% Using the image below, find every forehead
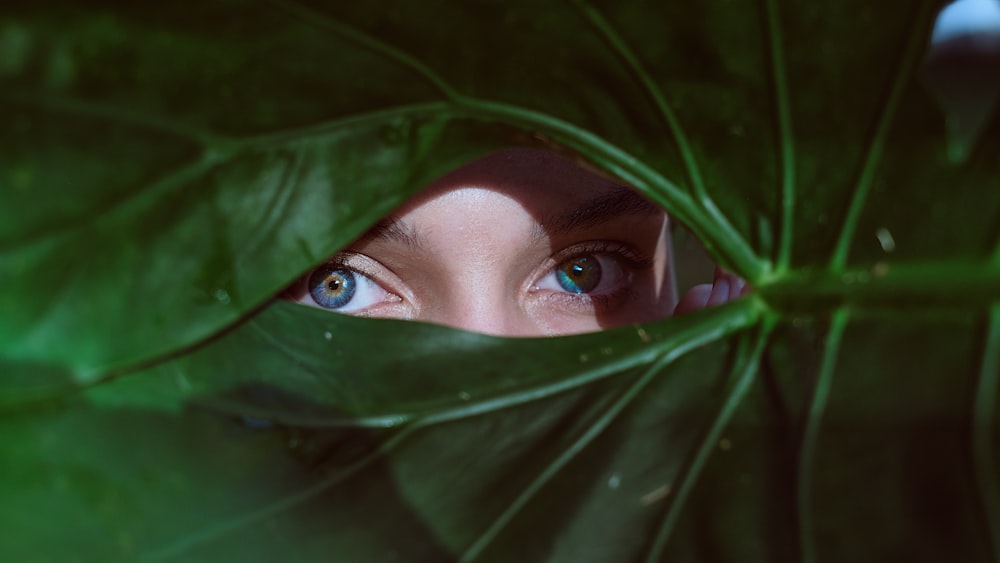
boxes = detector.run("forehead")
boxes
[399,148,629,214]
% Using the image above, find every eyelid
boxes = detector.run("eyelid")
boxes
[327,252,393,284]
[287,251,411,314]
[329,252,411,302]
[547,240,654,272]
[528,240,653,313]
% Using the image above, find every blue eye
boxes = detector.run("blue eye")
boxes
[308,266,357,309]
[301,260,396,314]
[556,255,602,293]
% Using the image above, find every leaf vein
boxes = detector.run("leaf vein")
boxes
[565,0,705,200]
[973,303,1000,561]
[643,317,773,560]
[0,156,216,253]
[458,362,663,562]
[458,99,768,280]
[828,2,940,270]
[0,93,223,145]
[564,0,760,279]
[796,308,849,563]
[764,0,796,270]
[144,425,417,561]
[266,0,461,101]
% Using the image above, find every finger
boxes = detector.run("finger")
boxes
[707,268,731,307]
[715,267,749,301]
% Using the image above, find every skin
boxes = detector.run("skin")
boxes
[285,148,744,336]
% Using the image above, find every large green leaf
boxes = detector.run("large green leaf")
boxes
[2,0,999,561]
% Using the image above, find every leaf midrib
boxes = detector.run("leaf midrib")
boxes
[758,260,1000,309]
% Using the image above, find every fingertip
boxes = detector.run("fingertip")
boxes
[708,275,731,306]
[674,284,712,315]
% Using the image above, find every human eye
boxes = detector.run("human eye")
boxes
[532,242,653,309]
[287,253,403,315]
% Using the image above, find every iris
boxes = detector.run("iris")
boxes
[555,255,602,293]
[308,266,357,309]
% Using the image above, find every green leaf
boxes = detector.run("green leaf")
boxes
[2,0,999,561]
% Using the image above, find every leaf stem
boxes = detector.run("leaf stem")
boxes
[757,260,1000,310]
[796,308,848,563]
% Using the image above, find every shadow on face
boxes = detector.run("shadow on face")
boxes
[284,147,725,336]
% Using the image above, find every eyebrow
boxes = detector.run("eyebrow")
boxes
[355,218,425,250]
[540,186,664,237]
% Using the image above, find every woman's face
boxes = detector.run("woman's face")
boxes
[285,148,677,336]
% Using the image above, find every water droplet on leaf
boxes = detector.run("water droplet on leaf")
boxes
[608,473,621,489]
[875,227,896,253]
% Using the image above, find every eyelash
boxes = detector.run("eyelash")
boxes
[552,241,652,271]
[289,241,653,316]
[288,252,404,316]
[531,240,654,312]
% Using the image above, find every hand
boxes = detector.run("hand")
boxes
[673,267,749,315]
